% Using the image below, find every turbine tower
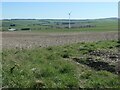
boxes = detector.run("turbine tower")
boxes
[69,12,71,29]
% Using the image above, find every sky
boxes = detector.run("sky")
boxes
[2,2,118,19]
[1,0,120,2]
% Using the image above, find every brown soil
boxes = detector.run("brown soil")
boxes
[2,31,118,49]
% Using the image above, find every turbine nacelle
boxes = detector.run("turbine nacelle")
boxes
[69,12,72,15]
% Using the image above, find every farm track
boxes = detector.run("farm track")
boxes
[2,31,118,49]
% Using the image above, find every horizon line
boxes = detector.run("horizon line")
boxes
[1,17,118,20]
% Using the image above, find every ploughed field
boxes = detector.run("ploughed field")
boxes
[2,31,118,49]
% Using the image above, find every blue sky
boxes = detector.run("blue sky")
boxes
[1,0,119,2]
[2,2,118,19]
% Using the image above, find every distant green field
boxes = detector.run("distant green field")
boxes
[1,18,118,32]
[2,40,120,88]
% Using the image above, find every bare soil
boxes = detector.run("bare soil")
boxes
[2,31,118,49]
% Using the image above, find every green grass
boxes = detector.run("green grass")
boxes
[1,18,118,32]
[0,63,1,88]
[2,40,120,88]
[2,48,78,88]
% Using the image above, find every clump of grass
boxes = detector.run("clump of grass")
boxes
[60,49,71,58]
[79,70,120,88]
[80,70,93,79]
[78,43,96,55]
[117,40,120,43]
[61,53,70,58]
[46,47,53,51]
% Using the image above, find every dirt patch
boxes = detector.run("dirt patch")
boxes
[72,57,116,73]
[2,31,118,49]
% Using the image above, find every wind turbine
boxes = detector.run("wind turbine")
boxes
[68,11,72,29]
